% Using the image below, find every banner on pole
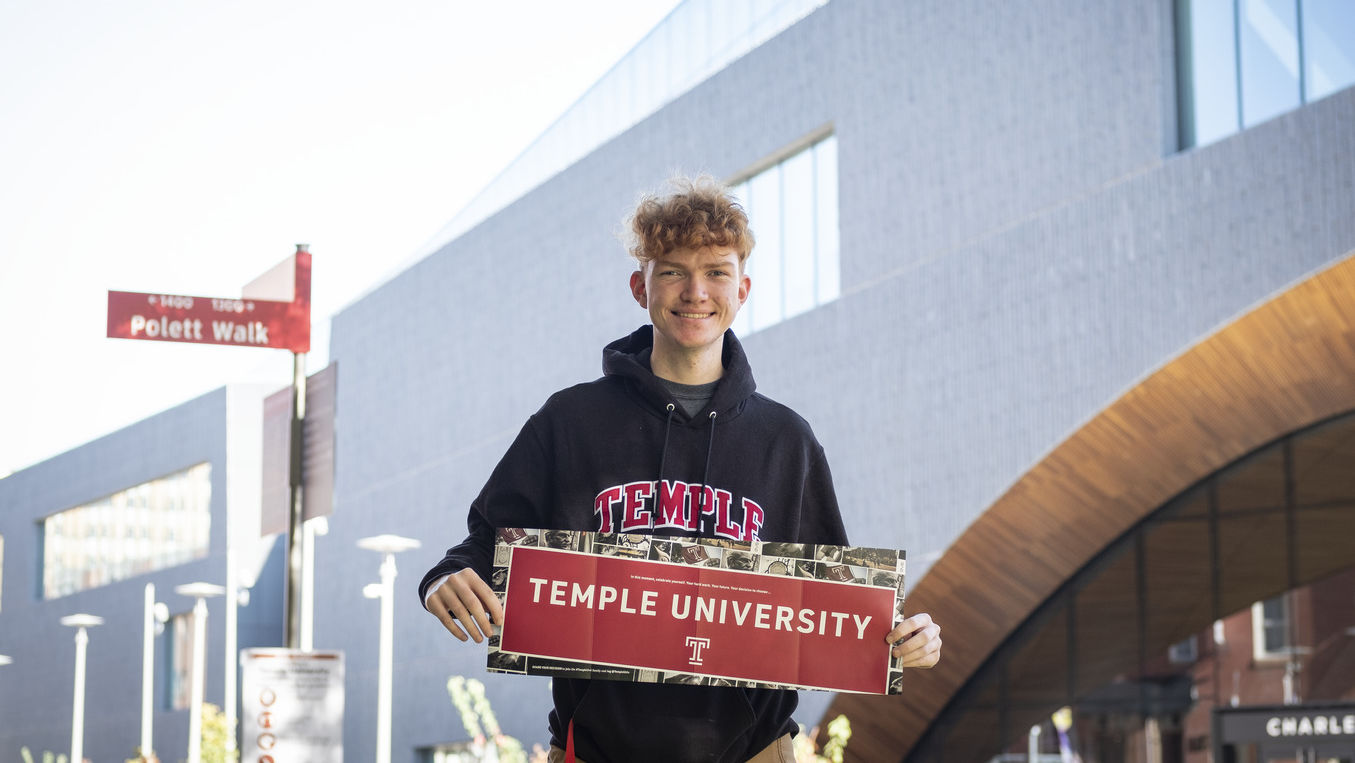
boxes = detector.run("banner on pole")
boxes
[260,362,338,536]
[241,648,344,763]
[486,529,908,695]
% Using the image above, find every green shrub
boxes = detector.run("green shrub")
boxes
[446,676,528,763]
[200,703,239,763]
[793,714,853,763]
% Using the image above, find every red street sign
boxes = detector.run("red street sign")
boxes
[493,532,904,695]
[107,251,311,352]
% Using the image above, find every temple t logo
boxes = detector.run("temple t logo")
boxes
[685,636,711,666]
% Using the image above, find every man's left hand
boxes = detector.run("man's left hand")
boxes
[887,612,941,668]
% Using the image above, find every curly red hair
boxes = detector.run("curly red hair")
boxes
[626,175,755,268]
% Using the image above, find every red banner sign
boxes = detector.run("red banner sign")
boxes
[490,530,907,695]
[107,251,310,352]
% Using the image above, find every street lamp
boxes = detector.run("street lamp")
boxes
[176,582,225,763]
[357,534,421,763]
[61,614,104,763]
[224,579,250,760]
[141,584,169,760]
[302,515,329,652]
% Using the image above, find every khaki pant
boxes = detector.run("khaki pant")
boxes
[548,732,794,763]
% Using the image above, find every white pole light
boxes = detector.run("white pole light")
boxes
[143,583,155,756]
[61,614,104,763]
[176,583,225,763]
[301,515,329,652]
[224,548,238,759]
[357,534,421,763]
[141,583,169,759]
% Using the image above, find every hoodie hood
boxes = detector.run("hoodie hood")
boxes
[602,325,757,423]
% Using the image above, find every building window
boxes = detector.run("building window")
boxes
[41,463,212,599]
[1177,0,1355,149]
[166,610,197,710]
[731,133,839,337]
[1251,595,1290,659]
[1168,635,1199,663]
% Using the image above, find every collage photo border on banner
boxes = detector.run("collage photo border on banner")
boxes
[485,528,909,695]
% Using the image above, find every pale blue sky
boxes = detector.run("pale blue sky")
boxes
[0,1,680,476]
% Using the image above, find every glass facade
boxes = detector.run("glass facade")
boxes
[420,0,832,257]
[731,134,840,337]
[1303,0,1355,99]
[1178,0,1355,148]
[909,410,1355,762]
[41,462,212,599]
[1240,0,1302,126]
[166,609,196,710]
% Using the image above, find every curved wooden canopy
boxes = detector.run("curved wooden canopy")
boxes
[827,252,1355,761]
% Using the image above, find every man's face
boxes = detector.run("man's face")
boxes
[629,246,750,357]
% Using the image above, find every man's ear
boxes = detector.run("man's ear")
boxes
[738,271,751,306]
[629,269,648,308]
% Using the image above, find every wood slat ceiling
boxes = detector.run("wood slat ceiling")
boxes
[825,253,1355,762]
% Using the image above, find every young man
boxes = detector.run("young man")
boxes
[419,177,942,762]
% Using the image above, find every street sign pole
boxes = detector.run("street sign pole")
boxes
[285,347,307,650]
[107,243,314,748]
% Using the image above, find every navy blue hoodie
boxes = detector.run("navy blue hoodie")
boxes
[419,326,847,762]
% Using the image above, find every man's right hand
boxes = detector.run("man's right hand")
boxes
[424,568,504,643]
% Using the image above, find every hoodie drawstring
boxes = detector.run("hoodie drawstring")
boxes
[697,411,717,520]
[651,406,719,532]
[650,404,676,531]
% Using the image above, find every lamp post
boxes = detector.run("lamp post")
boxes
[141,584,169,760]
[224,548,238,760]
[301,515,329,651]
[176,583,225,763]
[357,534,421,763]
[61,614,104,763]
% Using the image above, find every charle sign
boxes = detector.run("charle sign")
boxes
[486,529,909,695]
